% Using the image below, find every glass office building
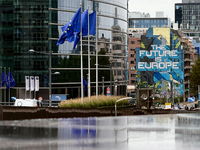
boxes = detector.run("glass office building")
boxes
[129,18,170,28]
[0,0,128,103]
[175,3,200,31]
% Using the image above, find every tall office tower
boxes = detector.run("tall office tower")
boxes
[175,1,200,31]
[0,0,128,103]
[128,12,171,29]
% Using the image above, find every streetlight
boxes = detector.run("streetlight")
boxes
[102,77,104,95]
[52,72,60,75]
[29,49,52,107]
[99,63,113,95]
[150,93,155,107]
[114,80,118,96]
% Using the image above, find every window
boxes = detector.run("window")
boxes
[131,74,136,77]
[137,40,141,44]
[131,61,135,64]
[113,45,121,50]
[131,80,136,84]
[131,54,135,57]
[113,37,122,41]
[131,67,135,70]
[131,47,135,51]
[130,41,135,44]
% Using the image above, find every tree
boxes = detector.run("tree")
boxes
[190,57,200,96]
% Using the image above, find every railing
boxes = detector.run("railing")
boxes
[115,97,133,116]
[185,66,192,69]
[0,102,15,106]
[184,58,192,62]
[184,73,189,77]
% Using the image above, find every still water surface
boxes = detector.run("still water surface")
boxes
[0,113,200,150]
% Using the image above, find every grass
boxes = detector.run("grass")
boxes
[59,95,130,108]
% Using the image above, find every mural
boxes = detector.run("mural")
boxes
[136,28,184,96]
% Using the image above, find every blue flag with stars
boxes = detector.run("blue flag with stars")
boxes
[73,10,97,49]
[57,7,81,46]
[73,32,80,49]
[82,9,88,36]
[1,72,6,87]
[6,71,15,89]
[73,9,89,49]
[83,77,88,91]
[89,11,96,35]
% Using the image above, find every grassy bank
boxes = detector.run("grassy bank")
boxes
[59,95,129,108]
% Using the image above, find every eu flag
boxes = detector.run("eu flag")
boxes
[82,9,88,36]
[73,10,96,49]
[73,32,80,49]
[6,72,15,89]
[89,11,96,35]
[56,27,69,46]
[73,9,88,49]
[57,7,81,46]
[1,72,6,87]
[6,72,10,89]
[10,72,15,87]
[82,10,96,36]
[83,77,88,91]
[66,7,81,42]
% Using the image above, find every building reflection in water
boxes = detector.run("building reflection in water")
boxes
[0,114,200,149]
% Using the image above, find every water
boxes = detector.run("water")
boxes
[0,114,200,150]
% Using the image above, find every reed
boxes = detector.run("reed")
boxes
[59,95,129,108]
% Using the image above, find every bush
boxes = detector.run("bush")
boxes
[59,95,129,108]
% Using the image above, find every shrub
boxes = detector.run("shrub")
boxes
[59,95,129,108]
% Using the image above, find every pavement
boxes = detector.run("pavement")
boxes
[159,101,198,110]
[179,101,198,107]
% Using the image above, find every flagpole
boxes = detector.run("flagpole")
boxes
[0,66,2,104]
[96,10,98,99]
[80,3,84,103]
[8,67,10,105]
[30,76,31,99]
[88,5,91,101]
[25,76,26,99]
[4,67,6,104]
[34,76,36,99]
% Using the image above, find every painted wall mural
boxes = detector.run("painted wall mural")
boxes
[136,28,184,96]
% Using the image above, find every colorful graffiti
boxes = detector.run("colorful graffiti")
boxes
[136,28,184,95]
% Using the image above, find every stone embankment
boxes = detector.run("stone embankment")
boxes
[0,106,198,121]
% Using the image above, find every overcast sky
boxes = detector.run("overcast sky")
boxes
[128,0,182,22]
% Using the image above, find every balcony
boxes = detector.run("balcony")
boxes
[184,51,191,54]
[184,81,189,84]
[184,66,192,69]
[184,58,191,62]
[191,62,195,66]
[181,38,186,43]
[184,73,189,77]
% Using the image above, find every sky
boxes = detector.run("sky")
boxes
[128,0,182,22]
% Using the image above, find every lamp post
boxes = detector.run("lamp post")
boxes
[99,63,113,95]
[114,80,118,96]
[29,49,52,107]
[102,77,104,95]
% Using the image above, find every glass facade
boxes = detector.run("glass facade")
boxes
[129,18,169,28]
[0,0,128,101]
[175,3,200,30]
